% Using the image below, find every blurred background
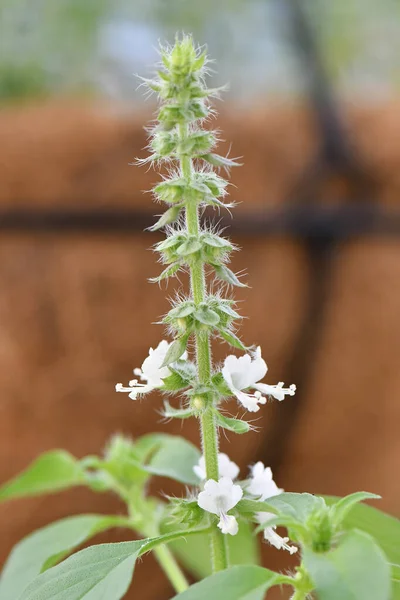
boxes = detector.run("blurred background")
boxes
[1,0,400,598]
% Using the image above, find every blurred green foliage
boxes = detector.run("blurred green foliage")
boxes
[0,0,399,102]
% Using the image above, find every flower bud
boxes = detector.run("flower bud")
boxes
[191,395,206,411]
[178,131,215,156]
[308,508,334,553]
[151,130,177,157]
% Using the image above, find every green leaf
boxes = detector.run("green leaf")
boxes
[392,563,400,599]
[303,529,391,600]
[18,529,206,600]
[331,491,381,527]
[176,237,202,257]
[170,360,197,382]
[212,264,247,287]
[0,515,127,599]
[324,495,400,565]
[134,433,201,485]
[324,495,400,596]
[218,329,248,351]
[194,305,220,326]
[154,179,186,204]
[162,371,189,392]
[200,153,241,169]
[149,262,181,283]
[148,205,182,231]
[0,451,83,502]
[170,521,260,580]
[211,373,233,397]
[172,565,280,600]
[163,400,194,419]
[217,303,241,320]
[239,493,325,524]
[156,234,184,251]
[161,336,189,367]
[215,412,250,434]
[202,233,232,249]
[168,302,196,319]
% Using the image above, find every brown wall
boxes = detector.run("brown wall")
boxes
[0,99,399,597]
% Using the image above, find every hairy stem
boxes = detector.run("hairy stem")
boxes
[152,544,189,593]
[129,503,189,594]
[179,124,228,572]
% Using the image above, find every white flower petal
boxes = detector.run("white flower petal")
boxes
[263,527,298,554]
[197,477,242,516]
[218,453,240,480]
[247,463,283,500]
[218,514,239,535]
[193,453,240,481]
[222,347,294,413]
[254,382,296,401]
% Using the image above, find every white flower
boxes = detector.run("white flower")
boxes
[115,340,186,400]
[222,346,296,412]
[256,512,298,555]
[194,453,240,481]
[247,462,282,501]
[197,477,243,535]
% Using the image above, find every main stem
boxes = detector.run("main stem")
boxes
[179,125,228,572]
[130,504,189,594]
[152,544,189,593]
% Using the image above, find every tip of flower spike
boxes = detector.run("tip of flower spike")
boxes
[159,34,208,80]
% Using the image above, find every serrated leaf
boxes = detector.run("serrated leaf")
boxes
[163,400,194,419]
[148,205,182,231]
[18,529,207,600]
[218,329,248,351]
[172,565,281,600]
[0,451,83,502]
[150,262,181,283]
[194,305,220,326]
[302,529,391,600]
[161,336,189,367]
[215,412,250,434]
[134,433,201,485]
[0,515,127,599]
[331,492,381,527]
[212,264,247,287]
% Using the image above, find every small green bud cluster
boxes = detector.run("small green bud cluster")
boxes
[165,296,240,335]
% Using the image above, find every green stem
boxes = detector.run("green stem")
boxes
[179,124,228,572]
[152,544,190,593]
[128,503,189,594]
